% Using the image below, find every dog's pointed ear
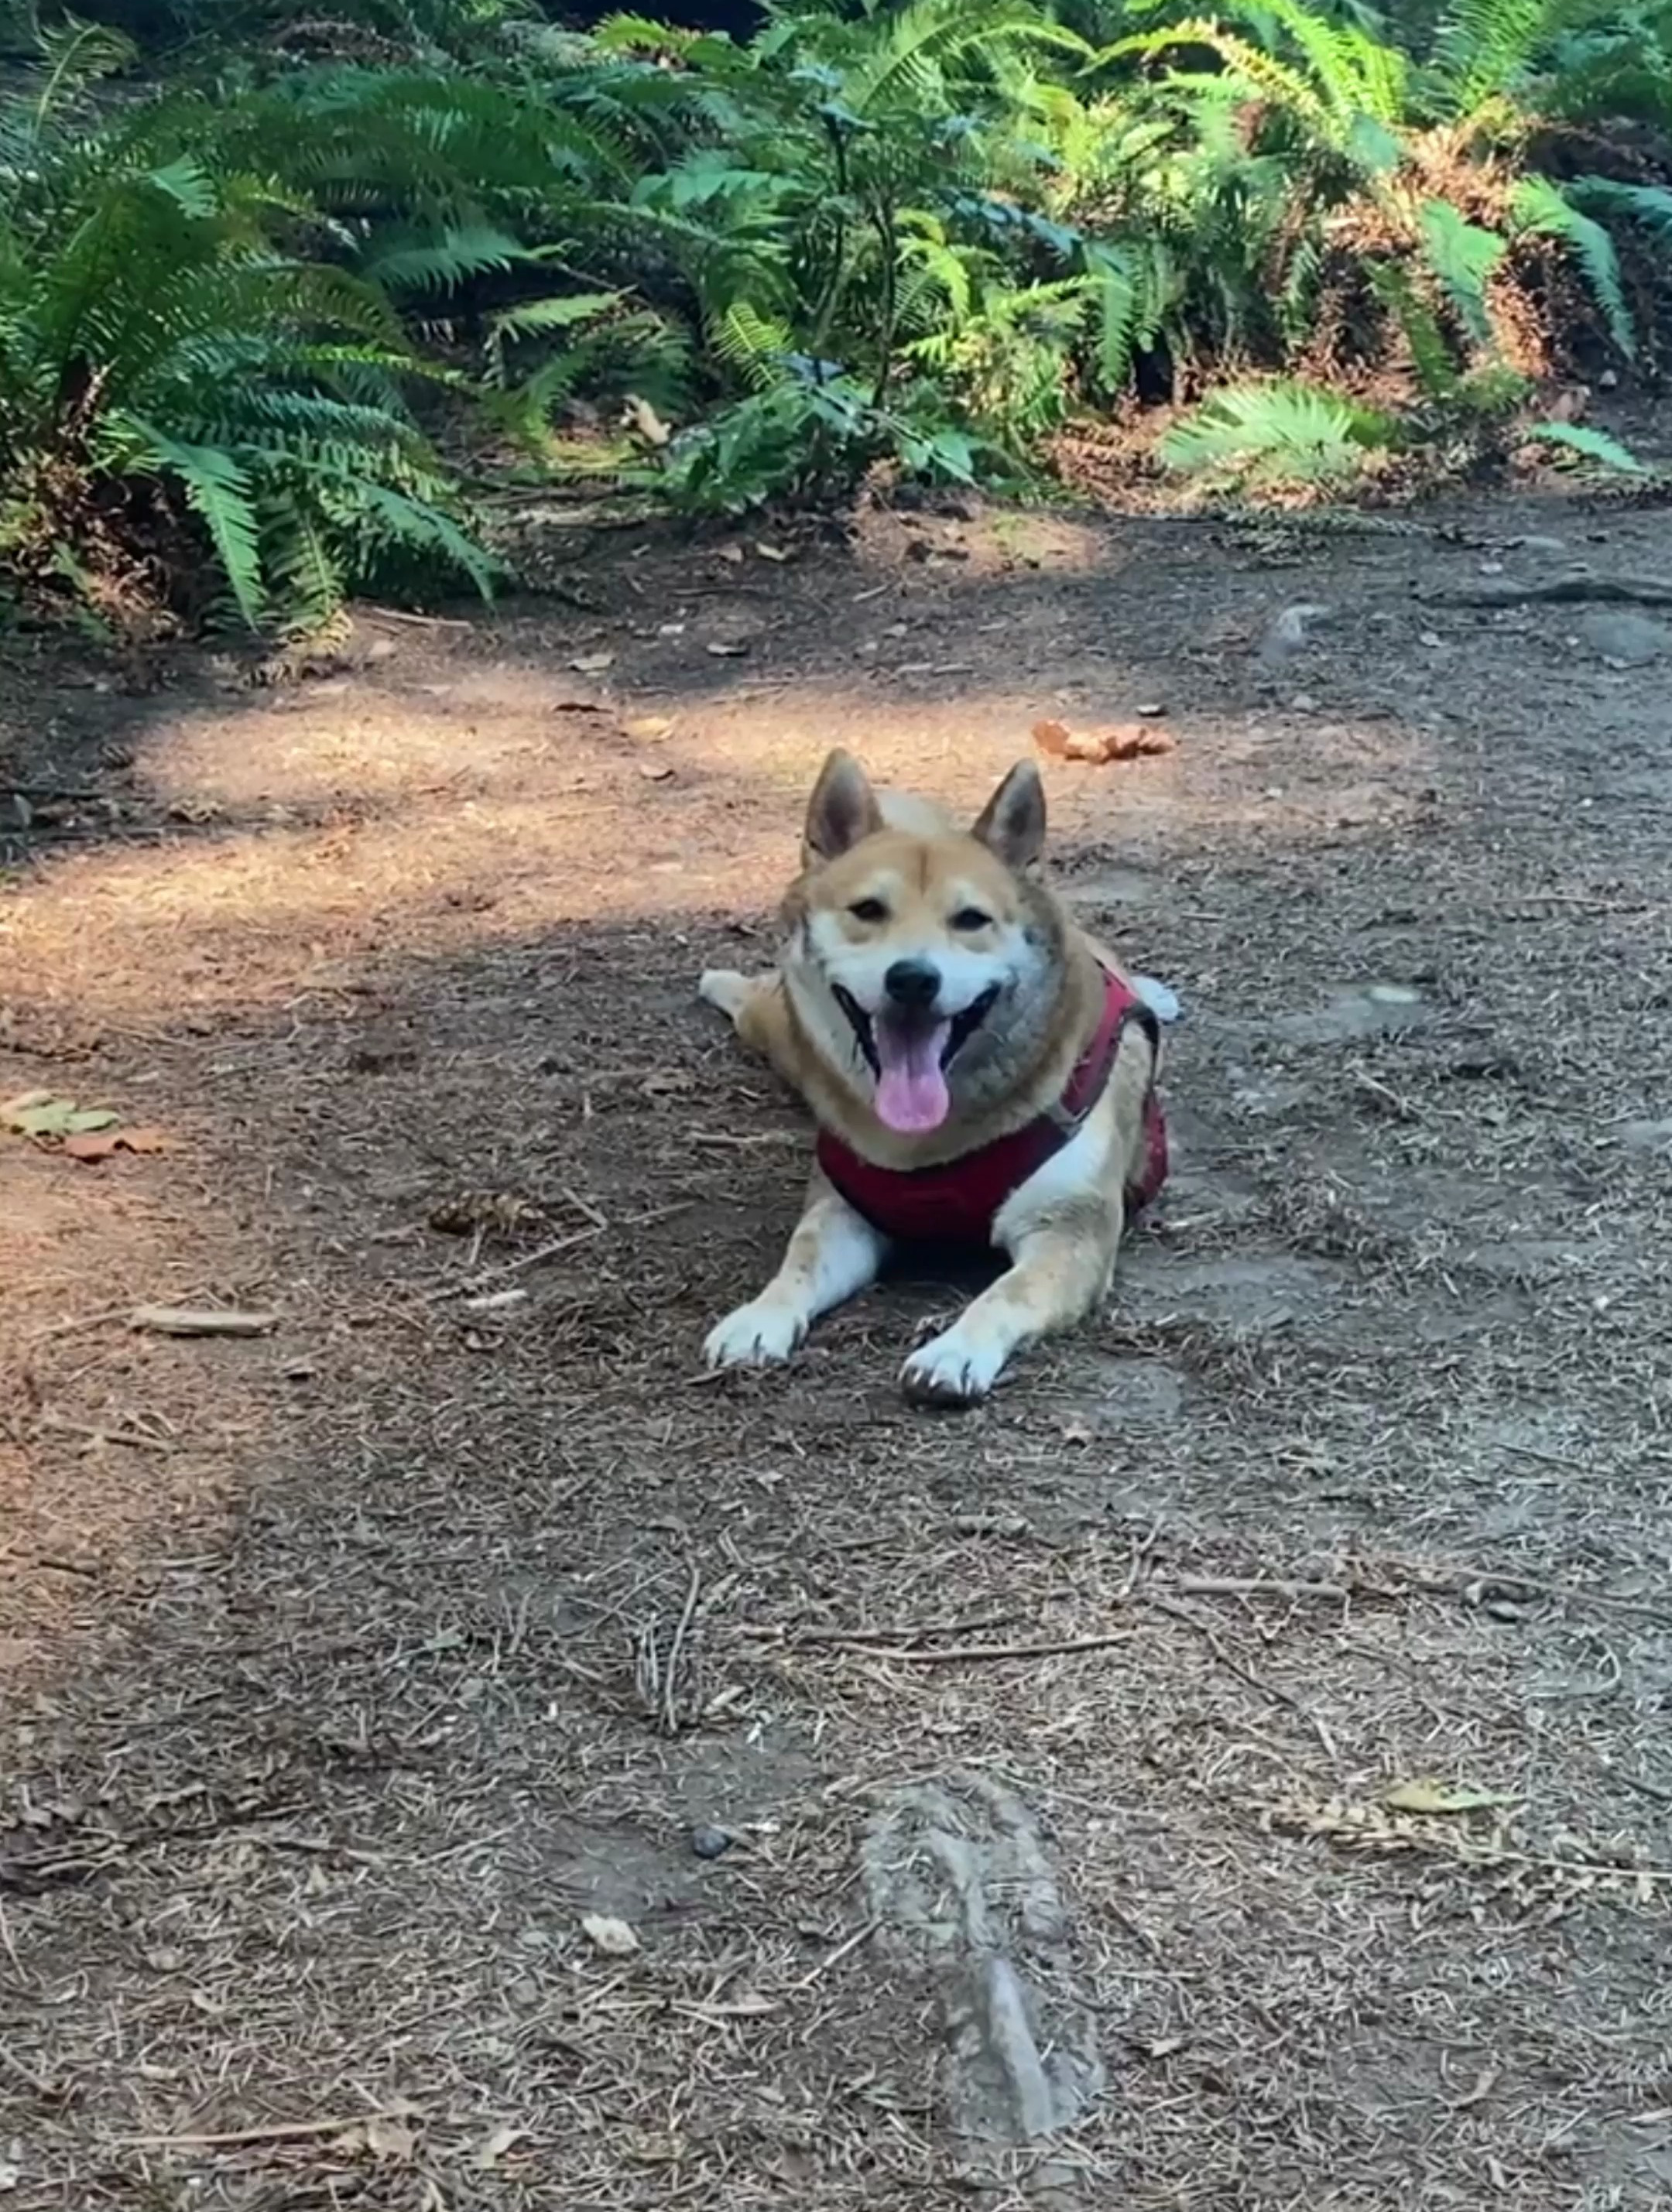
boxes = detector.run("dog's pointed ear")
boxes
[971,761,1047,872]
[803,748,882,865]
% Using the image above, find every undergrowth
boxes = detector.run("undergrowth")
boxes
[2,0,1669,632]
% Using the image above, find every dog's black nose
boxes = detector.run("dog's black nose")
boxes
[884,959,940,1010]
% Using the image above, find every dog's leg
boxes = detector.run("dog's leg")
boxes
[900,1200,1117,1407]
[705,1171,889,1371]
[698,967,758,1023]
[899,1030,1152,1407]
[699,966,802,1075]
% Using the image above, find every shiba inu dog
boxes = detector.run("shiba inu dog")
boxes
[697,748,1169,1406]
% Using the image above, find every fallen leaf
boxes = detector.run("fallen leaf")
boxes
[3,1095,120,1139]
[363,2116,416,2162]
[1031,718,1176,765]
[473,2123,529,2171]
[623,2131,685,2165]
[569,651,615,674]
[717,544,745,566]
[580,1912,640,1957]
[63,1127,172,1163]
[1382,1779,1517,1816]
[624,714,673,740]
[130,1305,278,1337]
[754,541,789,563]
[624,393,672,447]
[707,639,750,658]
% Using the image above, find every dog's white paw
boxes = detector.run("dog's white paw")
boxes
[699,967,750,1019]
[900,1327,1006,1409]
[704,1297,806,1371]
[1131,973,1183,1025]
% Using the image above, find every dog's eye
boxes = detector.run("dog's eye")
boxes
[951,906,993,932]
[848,898,889,925]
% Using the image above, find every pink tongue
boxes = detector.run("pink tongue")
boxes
[874,1014,952,1133]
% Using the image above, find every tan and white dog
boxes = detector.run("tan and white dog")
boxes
[698,748,1169,1406]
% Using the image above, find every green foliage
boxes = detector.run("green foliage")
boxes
[1160,380,1398,488]
[0,33,516,627]
[2,0,1670,614]
[1523,418,1646,469]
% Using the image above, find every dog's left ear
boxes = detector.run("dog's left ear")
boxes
[971,761,1046,872]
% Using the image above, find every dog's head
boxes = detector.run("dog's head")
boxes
[781,748,1064,1136]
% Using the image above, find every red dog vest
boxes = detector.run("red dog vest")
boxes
[816,970,1167,1246]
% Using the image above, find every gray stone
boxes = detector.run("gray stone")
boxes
[1578,610,1672,667]
[1271,984,1429,1046]
[1619,1118,1672,1152]
[862,1772,1104,2145]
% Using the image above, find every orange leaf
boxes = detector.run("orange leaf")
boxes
[1032,717,1177,765]
[63,1127,173,1163]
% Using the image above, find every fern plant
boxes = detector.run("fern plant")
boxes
[0,36,517,628]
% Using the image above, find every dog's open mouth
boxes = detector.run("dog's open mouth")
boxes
[832,983,999,1135]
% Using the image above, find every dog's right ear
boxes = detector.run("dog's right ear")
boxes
[803,748,882,865]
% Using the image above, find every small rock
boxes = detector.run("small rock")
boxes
[1290,693,1319,713]
[690,1824,733,1861]
[1578,610,1672,668]
[1135,700,1167,718]
[580,1913,639,1957]
[363,636,398,665]
[1619,1117,1672,1152]
[1256,601,1331,669]
[1418,630,1443,648]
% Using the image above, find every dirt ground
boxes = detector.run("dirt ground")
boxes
[4,484,1672,2212]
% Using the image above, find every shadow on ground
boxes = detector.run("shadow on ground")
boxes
[3,497,1672,2210]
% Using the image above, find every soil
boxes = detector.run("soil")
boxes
[4,482,1672,2211]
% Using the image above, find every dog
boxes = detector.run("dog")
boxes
[697,748,1167,1406]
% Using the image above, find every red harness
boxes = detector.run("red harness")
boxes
[816,970,1168,1247]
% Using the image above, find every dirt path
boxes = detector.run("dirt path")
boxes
[3,491,1672,2211]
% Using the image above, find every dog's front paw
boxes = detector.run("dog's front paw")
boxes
[704,1297,807,1371]
[699,967,751,1019]
[900,1327,1006,1409]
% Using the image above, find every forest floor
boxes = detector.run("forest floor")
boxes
[4,478,1672,2211]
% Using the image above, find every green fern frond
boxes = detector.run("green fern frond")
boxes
[1370,260,1458,394]
[1417,197,1506,347]
[363,224,537,296]
[1524,419,1646,472]
[1566,175,1672,241]
[1160,380,1396,488]
[1507,174,1632,354]
[1427,0,1544,114]
[711,299,796,390]
[128,418,266,626]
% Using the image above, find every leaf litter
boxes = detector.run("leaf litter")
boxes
[9,502,1672,2212]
